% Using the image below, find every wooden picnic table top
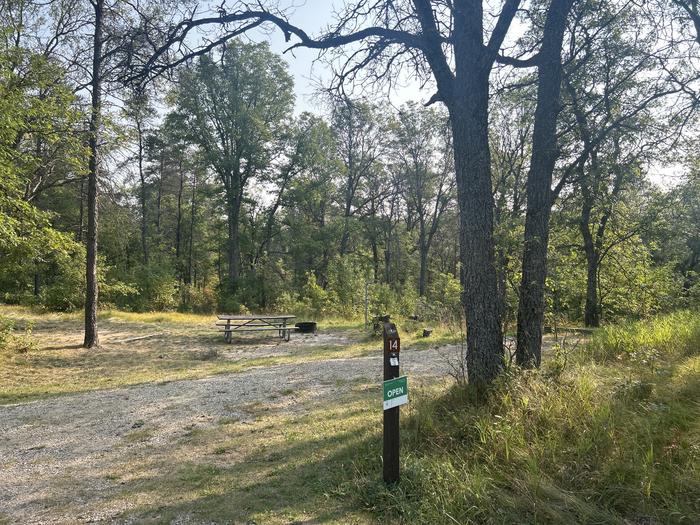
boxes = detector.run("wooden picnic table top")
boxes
[216,314,296,321]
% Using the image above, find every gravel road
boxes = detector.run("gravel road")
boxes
[0,338,458,524]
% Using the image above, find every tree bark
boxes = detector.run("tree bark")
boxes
[156,151,163,234]
[187,170,197,285]
[137,118,148,265]
[418,233,428,297]
[83,0,103,349]
[77,175,84,242]
[339,215,351,256]
[175,159,184,264]
[226,190,241,290]
[579,188,600,326]
[583,250,600,327]
[449,81,504,389]
[516,0,574,367]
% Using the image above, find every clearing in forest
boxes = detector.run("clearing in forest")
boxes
[0,307,460,523]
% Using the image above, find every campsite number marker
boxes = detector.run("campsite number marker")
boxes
[382,321,404,484]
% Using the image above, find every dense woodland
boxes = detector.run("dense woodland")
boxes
[2,0,700,384]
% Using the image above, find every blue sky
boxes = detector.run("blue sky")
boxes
[245,1,426,113]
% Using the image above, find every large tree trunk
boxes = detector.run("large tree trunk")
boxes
[516,0,573,367]
[83,0,103,349]
[449,80,503,389]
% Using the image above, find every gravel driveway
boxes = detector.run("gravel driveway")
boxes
[0,338,458,524]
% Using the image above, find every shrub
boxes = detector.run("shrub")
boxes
[128,263,179,311]
[0,316,37,355]
[41,247,86,311]
[424,271,462,322]
[179,284,217,314]
[0,316,14,350]
[217,293,250,315]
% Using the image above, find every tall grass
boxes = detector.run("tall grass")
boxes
[584,310,700,362]
[346,311,700,524]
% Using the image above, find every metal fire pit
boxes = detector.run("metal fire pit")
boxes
[295,321,317,334]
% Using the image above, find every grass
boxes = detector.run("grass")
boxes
[102,384,382,524]
[99,306,700,523]
[341,310,700,524]
[0,304,461,404]
[6,303,696,523]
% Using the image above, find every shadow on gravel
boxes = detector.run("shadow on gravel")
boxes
[112,394,382,524]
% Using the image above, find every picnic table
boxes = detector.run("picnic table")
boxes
[216,314,296,343]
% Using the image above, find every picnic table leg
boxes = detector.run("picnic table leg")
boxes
[225,320,232,344]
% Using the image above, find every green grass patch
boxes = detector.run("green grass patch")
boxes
[584,310,700,363]
[123,427,156,443]
[342,310,700,524]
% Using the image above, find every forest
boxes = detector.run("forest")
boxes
[3,1,700,358]
[2,0,700,523]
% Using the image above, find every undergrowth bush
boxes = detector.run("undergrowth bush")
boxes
[179,284,217,314]
[346,310,700,524]
[0,315,37,355]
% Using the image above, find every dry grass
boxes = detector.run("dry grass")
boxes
[94,384,382,524]
[0,305,461,404]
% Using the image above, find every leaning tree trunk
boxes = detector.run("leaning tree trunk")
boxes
[516,0,573,368]
[449,80,504,390]
[83,0,103,349]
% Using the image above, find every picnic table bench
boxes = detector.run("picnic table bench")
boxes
[216,314,296,343]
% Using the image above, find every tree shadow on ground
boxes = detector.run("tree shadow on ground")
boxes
[110,392,384,524]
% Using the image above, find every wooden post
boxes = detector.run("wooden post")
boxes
[383,321,400,484]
